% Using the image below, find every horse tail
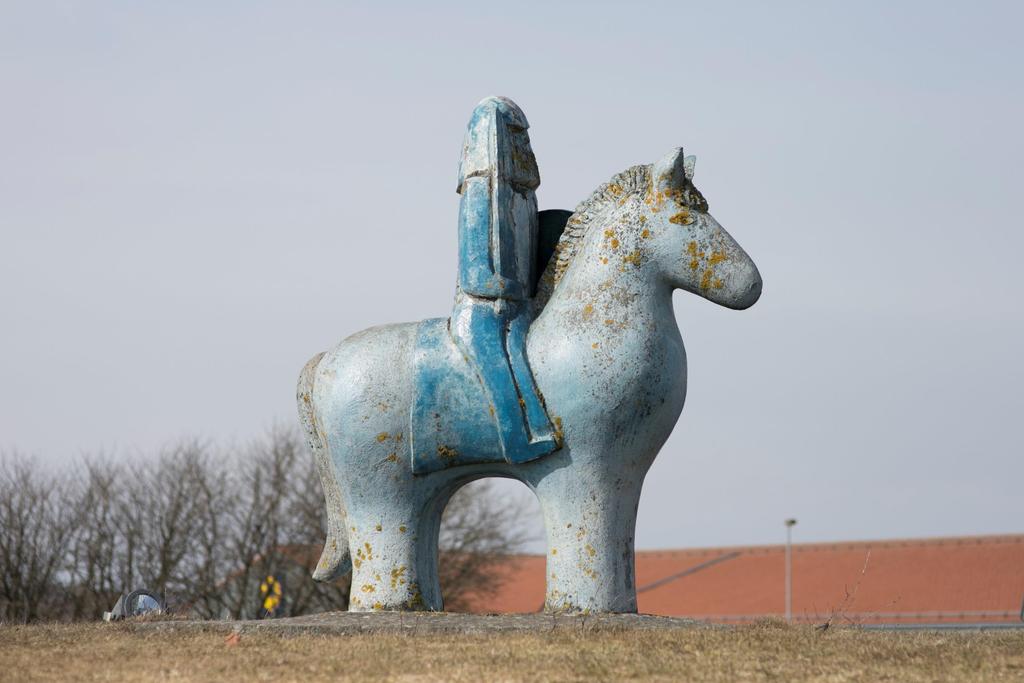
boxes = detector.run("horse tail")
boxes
[297,351,352,582]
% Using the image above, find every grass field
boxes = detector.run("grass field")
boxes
[1,621,1022,682]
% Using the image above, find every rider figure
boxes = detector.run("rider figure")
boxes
[451,96,558,463]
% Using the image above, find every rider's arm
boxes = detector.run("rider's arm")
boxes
[458,176,525,300]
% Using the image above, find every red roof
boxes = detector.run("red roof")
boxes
[464,534,1024,624]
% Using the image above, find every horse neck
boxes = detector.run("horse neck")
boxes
[536,225,676,339]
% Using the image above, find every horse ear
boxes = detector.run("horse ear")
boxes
[652,147,688,194]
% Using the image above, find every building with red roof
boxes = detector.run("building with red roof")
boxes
[463,534,1024,625]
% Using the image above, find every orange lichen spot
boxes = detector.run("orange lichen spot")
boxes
[669,209,693,225]
[395,433,403,442]
[372,601,383,610]
[375,523,382,532]
[582,303,594,320]
[700,268,714,291]
[622,250,642,266]
[591,342,599,349]
[607,183,623,196]
[399,525,407,533]
[489,405,495,417]
[665,186,689,208]
[603,229,615,238]
[600,256,609,264]
[640,228,650,239]
[376,432,389,442]
[553,416,564,447]
[585,544,596,557]
[437,444,458,461]
[390,566,407,589]
[551,548,558,555]
[713,278,724,289]
[645,180,667,211]
[610,238,620,250]
[690,258,699,271]
[604,319,615,325]
[361,584,376,593]
[638,214,647,225]
[386,452,397,463]
[687,241,698,256]
[709,250,728,265]
[406,589,425,609]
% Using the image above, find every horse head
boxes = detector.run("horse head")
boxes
[536,147,761,314]
[645,148,762,309]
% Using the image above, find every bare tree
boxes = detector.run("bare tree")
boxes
[66,458,124,620]
[0,455,78,623]
[0,431,531,622]
[130,442,224,611]
[176,448,233,619]
[214,429,296,619]
[64,443,228,619]
[439,479,535,611]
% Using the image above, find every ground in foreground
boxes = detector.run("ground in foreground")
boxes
[1,619,1022,682]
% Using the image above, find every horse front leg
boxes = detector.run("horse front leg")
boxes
[537,467,642,614]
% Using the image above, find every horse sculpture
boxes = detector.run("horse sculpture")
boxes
[297,146,762,613]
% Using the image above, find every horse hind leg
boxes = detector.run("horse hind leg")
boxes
[297,352,352,581]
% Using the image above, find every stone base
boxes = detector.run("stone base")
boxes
[132,612,706,636]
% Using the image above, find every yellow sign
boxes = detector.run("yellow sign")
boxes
[260,575,282,614]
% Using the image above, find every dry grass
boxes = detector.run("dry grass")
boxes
[1,621,1022,682]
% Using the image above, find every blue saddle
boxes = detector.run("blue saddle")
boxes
[409,210,571,475]
[410,317,504,474]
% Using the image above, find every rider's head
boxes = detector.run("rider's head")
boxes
[458,96,540,194]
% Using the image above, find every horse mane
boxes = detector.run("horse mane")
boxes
[533,164,651,308]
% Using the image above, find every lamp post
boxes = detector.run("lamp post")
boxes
[784,518,797,623]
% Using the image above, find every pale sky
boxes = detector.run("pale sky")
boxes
[1,1,1021,551]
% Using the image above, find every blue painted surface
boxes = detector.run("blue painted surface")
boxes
[410,301,556,473]
[410,317,503,474]
[456,178,524,300]
[435,96,556,470]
